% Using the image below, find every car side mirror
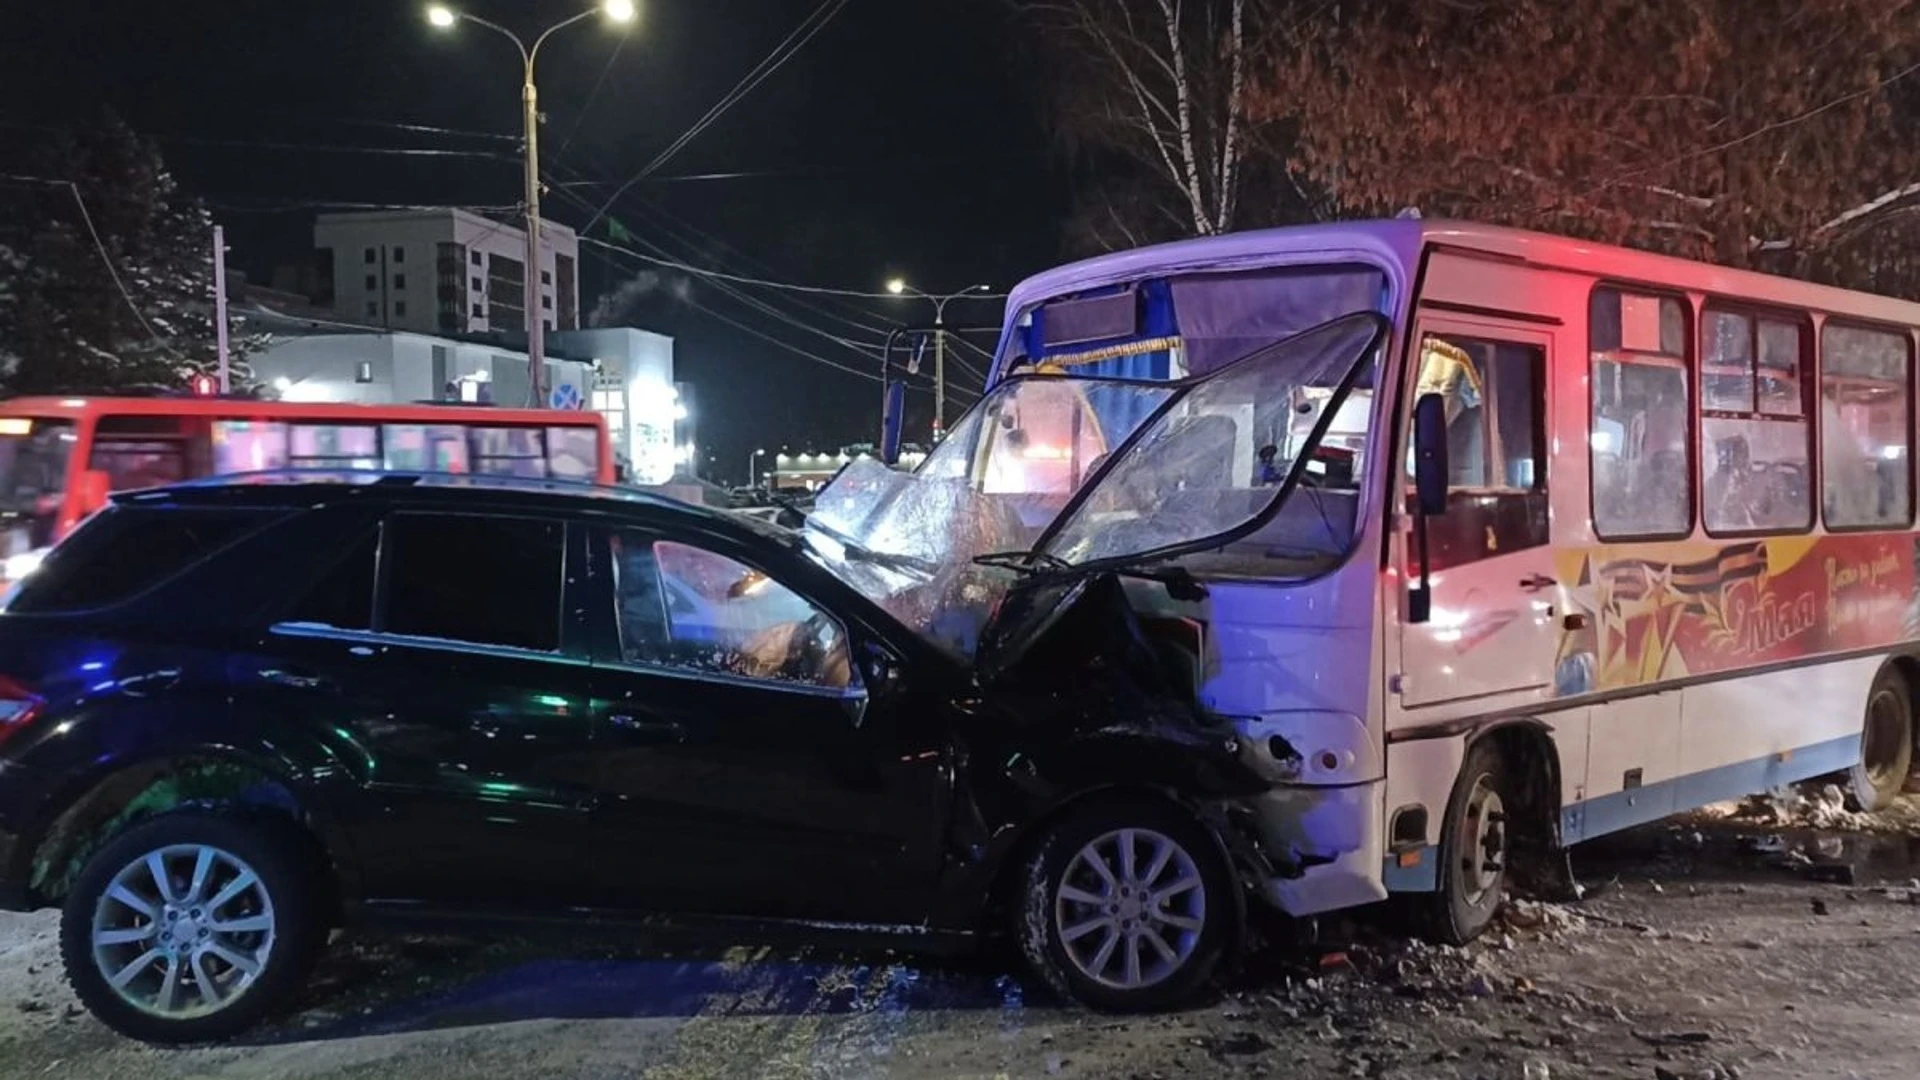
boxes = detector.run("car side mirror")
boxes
[1412,392,1450,517]
[860,644,902,697]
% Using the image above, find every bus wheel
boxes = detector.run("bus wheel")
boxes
[1427,740,1511,945]
[1847,666,1913,813]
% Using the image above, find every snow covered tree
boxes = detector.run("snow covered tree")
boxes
[1258,0,1920,295]
[0,116,262,395]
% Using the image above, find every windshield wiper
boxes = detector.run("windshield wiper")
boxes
[972,549,1072,574]
[804,515,942,576]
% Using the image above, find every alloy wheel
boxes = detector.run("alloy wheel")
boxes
[1053,827,1207,990]
[88,843,277,1019]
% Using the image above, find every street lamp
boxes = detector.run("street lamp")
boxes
[885,280,992,437]
[427,2,635,408]
[748,447,768,489]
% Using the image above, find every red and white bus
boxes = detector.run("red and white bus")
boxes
[0,396,613,583]
[846,219,1920,941]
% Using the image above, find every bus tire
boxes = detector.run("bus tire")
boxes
[1847,665,1913,813]
[1426,740,1511,945]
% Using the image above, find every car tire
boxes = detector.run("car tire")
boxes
[58,811,325,1043]
[1848,665,1914,812]
[1015,799,1234,1012]
[1425,739,1511,946]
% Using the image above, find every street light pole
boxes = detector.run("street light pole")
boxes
[427,2,635,408]
[886,280,991,438]
[521,64,544,407]
[748,447,767,489]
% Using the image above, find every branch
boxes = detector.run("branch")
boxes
[1746,181,1920,252]
[1817,181,1920,237]
[1639,185,1718,211]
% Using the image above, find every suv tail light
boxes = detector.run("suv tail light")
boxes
[0,675,42,743]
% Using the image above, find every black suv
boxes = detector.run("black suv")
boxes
[0,476,1274,1042]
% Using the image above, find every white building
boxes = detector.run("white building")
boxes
[245,315,680,476]
[313,209,580,338]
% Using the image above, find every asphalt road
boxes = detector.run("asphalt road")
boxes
[3,799,1918,1079]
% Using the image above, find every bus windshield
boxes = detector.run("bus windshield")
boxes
[803,312,1386,657]
[0,419,75,544]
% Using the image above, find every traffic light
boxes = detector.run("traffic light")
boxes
[188,373,217,397]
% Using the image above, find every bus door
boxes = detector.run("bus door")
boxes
[1397,317,1559,709]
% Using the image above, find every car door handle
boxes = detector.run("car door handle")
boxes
[607,714,685,742]
[1518,573,1557,592]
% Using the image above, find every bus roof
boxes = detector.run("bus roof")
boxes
[0,396,604,426]
[1002,218,1920,346]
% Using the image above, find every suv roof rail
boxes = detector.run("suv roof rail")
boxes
[144,469,681,507]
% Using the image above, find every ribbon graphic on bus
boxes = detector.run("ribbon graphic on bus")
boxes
[1554,534,1920,695]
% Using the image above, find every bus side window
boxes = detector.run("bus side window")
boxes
[1699,307,1813,536]
[1414,332,1548,570]
[1821,323,1913,530]
[90,415,189,491]
[1591,288,1692,539]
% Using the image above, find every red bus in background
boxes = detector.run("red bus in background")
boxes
[0,396,613,582]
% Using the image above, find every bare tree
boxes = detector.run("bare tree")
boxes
[1257,0,1920,294]
[1019,0,1292,248]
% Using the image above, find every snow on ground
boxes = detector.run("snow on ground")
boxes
[3,800,1920,1079]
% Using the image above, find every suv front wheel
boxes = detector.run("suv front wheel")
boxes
[1016,799,1234,1011]
[59,811,325,1043]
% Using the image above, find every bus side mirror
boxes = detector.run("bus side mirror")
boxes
[1412,393,1449,517]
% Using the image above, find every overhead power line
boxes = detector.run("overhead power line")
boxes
[581,235,929,300]
[582,0,852,235]
[0,173,183,360]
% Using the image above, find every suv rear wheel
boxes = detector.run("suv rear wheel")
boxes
[59,811,324,1043]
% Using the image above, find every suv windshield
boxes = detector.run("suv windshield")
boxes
[0,419,76,545]
[802,313,1385,658]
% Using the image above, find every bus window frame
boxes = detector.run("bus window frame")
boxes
[1817,316,1917,535]
[1587,281,1697,544]
[1697,298,1816,540]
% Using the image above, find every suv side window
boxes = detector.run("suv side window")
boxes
[608,531,852,688]
[5,507,276,614]
[383,514,564,652]
[285,527,378,631]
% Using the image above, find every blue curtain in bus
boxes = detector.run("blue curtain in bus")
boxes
[1169,266,1388,376]
[1022,281,1179,443]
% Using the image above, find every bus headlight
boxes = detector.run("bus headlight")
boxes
[4,549,47,582]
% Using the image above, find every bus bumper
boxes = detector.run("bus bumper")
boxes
[1242,780,1388,917]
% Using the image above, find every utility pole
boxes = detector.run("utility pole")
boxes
[212,224,230,394]
[933,310,947,438]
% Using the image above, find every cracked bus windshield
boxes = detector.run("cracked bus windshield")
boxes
[804,314,1383,658]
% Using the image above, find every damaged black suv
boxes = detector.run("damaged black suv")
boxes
[0,314,1388,1043]
[0,475,1276,1042]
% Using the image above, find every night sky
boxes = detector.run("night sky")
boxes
[0,1,1070,482]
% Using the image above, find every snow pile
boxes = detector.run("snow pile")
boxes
[1722,784,1879,832]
